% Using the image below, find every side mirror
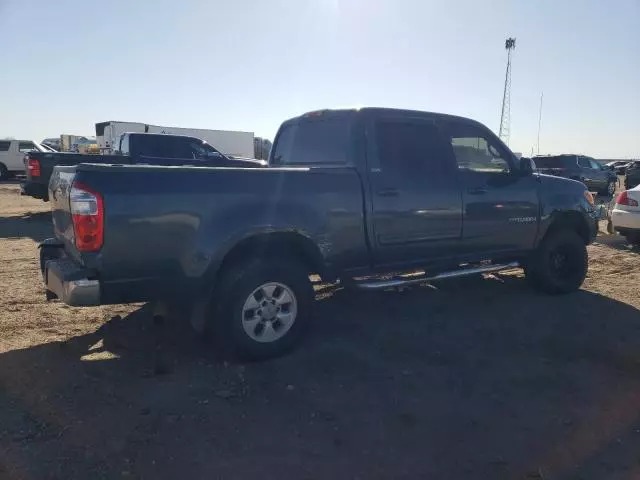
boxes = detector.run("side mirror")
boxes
[519,157,535,176]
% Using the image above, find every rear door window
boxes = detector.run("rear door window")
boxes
[0,141,10,152]
[577,157,591,168]
[374,120,454,179]
[136,135,177,158]
[171,137,195,159]
[271,116,350,165]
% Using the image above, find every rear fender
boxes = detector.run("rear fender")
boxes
[204,229,329,287]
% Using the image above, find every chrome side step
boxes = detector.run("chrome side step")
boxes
[353,262,520,290]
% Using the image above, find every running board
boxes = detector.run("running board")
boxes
[353,262,520,290]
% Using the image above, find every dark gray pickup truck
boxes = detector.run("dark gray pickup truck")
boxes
[21,132,264,200]
[41,108,599,359]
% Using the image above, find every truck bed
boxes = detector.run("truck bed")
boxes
[48,163,368,304]
[22,152,130,200]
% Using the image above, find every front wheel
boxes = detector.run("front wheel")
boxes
[0,164,8,181]
[208,257,314,360]
[525,229,588,294]
[605,180,616,196]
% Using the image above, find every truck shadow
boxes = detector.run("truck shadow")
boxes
[594,234,640,253]
[1,276,640,478]
[0,211,52,242]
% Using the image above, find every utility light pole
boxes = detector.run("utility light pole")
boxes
[498,37,516,146]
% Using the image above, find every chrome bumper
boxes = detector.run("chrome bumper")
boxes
[43,257,100,306]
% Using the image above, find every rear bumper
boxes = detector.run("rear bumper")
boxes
[45,261,100,306]
[611,208,640,232]
[40,242,100,306]
[20,181,49,201]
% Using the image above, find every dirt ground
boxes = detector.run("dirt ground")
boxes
[0,182,639,479]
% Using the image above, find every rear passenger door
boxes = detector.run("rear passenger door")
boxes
[367,117,463,267]
[588,158,608,190]
[4,141,36,171]
[0,141,11,172]
[577,156,596,189]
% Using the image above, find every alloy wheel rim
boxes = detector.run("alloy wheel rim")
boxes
[241,282,298,343]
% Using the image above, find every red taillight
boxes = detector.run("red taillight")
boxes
[27,158,41,177]
[70,182,104,252]
[616,191,639,207]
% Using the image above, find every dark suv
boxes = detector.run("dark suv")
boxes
[533,154,618,196]
[624,161,640,190]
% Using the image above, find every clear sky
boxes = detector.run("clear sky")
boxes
[1,0,638,158]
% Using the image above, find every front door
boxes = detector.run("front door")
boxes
[367,117,463,268]
[440,120,540,256]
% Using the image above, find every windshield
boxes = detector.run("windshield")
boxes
[533,156,574,169]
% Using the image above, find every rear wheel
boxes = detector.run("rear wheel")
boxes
[625,233,640,246]
[0,164,8,181]
[525,229,588,294]
[207,257,314,360]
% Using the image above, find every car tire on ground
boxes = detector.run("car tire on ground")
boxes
[625,233,640,246]
[525,229,588,294]
[0,164,8,181]
[207,256,314,360]
[604,180,616,197]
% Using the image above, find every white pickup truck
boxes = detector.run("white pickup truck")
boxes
[0,140,51,180]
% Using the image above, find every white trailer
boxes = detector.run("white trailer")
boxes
[95,121,254,158]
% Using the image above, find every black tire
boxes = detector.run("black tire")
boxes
[207,257,314,360]
[625,234,640,246]
[0,164,8,181]
[604,180,616,197]
[525,229,588,294]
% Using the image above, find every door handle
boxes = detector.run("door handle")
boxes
[377,188,399,197]
[467,187,488,195]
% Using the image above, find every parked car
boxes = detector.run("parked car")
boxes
[96,120,255,157]
[615,160,640,175]
[40,108,599,360]
[533,154,618,196]
[21,132,265,200]
[0,139,50,180]
[611,185,640,245]
[40,144,58,153]
[41,137,61,151]
[605,160,627,171]
[605,160,631,175]
[624,161,640,190]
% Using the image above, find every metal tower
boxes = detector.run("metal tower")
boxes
[498,37,516,146]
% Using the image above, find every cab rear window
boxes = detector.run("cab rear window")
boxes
[271,117,350,165]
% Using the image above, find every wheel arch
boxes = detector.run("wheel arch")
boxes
[203,231,330,294]
[541,210,592,245]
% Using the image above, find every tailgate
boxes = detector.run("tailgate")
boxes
[49,166,78,250]
[27,152,118,183]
